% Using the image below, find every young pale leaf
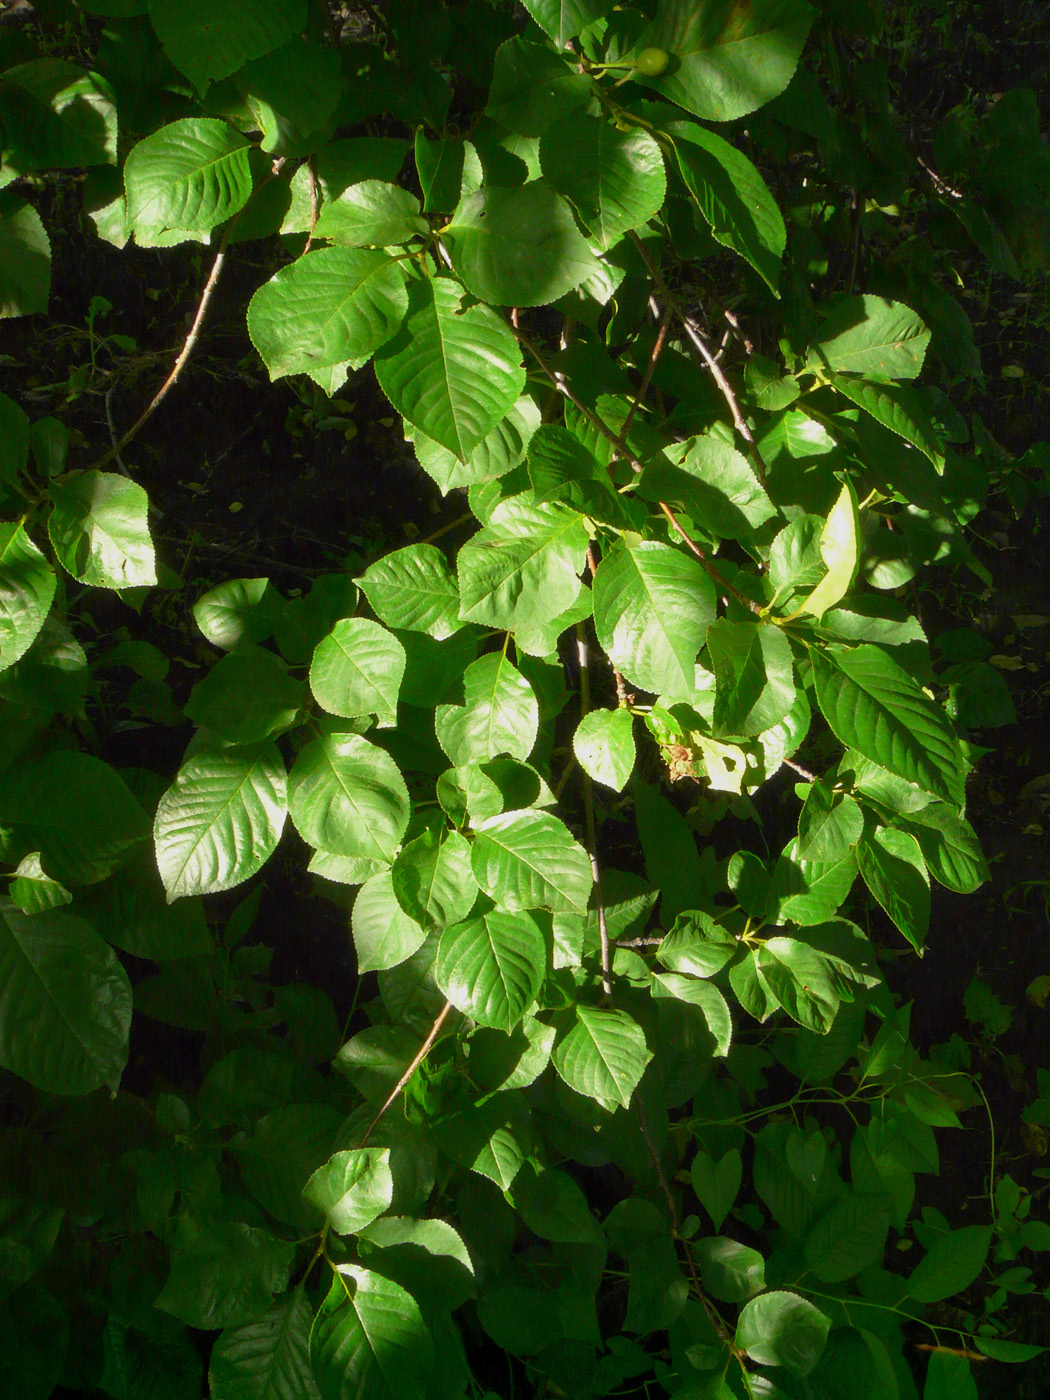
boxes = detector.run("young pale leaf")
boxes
[185,645,305,743]
[147,0,307,91]
[670,121,786,293]
[807,296,931,379]
[356,543,462,640]
[309,618,405,725]
[303,1148,393,1236]
[124,118,252,233]
[789,479,859,621]
[436,909,546,1030]
[707,619,796,737]
[193,577,281,651]
[48,470,156,588]
[155,742,287,900]
[540,115,665,250]
[352,871,427,973]
[0,900,131,1095]
[735,1290,831,1376]
[391,826,478,931]
[651,973,732,1055]
[288,734,409,863]
[592,538,716,698]
[313,180,428,247]
[812,645,965,807]
[311,1267,432,1400]
[210,1290,320,1400]
[0,522,56,670]
[457,497,591,634]
[247,247,408,381]
[690,1149,743,1231]
[471,809,592,914]
[857,826,930,949]
[446,181,602,307]
[375,277,524,460]
[552,1003,652,1110]
[632,0,816,121]
[435,652,539,766]
[573,707,636,791]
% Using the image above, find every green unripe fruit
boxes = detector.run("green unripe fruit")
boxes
[634,47,670,77]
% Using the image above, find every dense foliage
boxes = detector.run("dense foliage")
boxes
[0,1,1048,1397]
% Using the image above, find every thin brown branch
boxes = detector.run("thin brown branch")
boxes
[303,159,320,254]
[627,231,770,486]
[576,620,613,999]
[783,758,819,783]
[619,299,672,445]
[360,1001,454,1147]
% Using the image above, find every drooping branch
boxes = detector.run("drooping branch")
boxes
[360,1000,454,1146]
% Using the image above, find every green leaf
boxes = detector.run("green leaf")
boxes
[639,434,776,540]
[897,804,988,894]
[540,115,665,250]
[574,707,636,792]
[247,247,408,381]
[186,646,305,743]
[193,578,282,651]
[154,742,287,899]
[485,37,592,137]
[634,0,817,122]
[48,471,156,588]
[210,1290,321,1400]
[391,826,478,931]
[311,1267,432,1400]
[552,1003,652,1110]
[408,396,540,493]
[157,1222,294,1331]
[237,1103,345,1228]
[447,181,602,307]
[657,910,738,977]
[735,1289,830,1376]
[807,296,931,379]
[828,374,945,471]
[303,1149,393,1236]
[9,852,72,915]
[0,899,131,1094]
[797,783,863,862]
[435,652,539,766]
[689,1150,742,1231]
[0,751,149,886]
[756,937,841,1033]
[457,496,591,633]
[521,0,616,48]
[0,59,117,170]
[789,479,859,621]
[803,1193,892,1281]
[527,422,645,531]
[651,973,732,1054]
[310,619,405,726]
[375,277,524,460]
[313,181,428,247]
[707,619,796,737]
[0,523,56,672]
[812,645,965,806]
[124,118,252,234]
[471,809,592,914]
[288,734,409,863]
[147,0,307,90]
[906,1225,992,1304]
[356,544,462,641]
[669,121,786,292]
[857,826,930,949]
[238,37,343,150]
[592,538,716,697]
[692,1237,766,1304]
[352,871,428,973]
[0,199,51,317]
[436,909,546,1030]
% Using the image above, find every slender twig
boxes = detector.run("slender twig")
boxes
[514,329,762,614]
[586,544,631,702]
[416,510,473,546]
[360,1001,454,1147]
[103,381,129,476]
[783,758,818,782]
[619,299,672,445]
[89,228,233,471]
[616,936,662,948]
[916,153,964,200]
[722,306,753,355]
[576,620,613,998]
[303,160,320,254]
[627,231,770,486]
